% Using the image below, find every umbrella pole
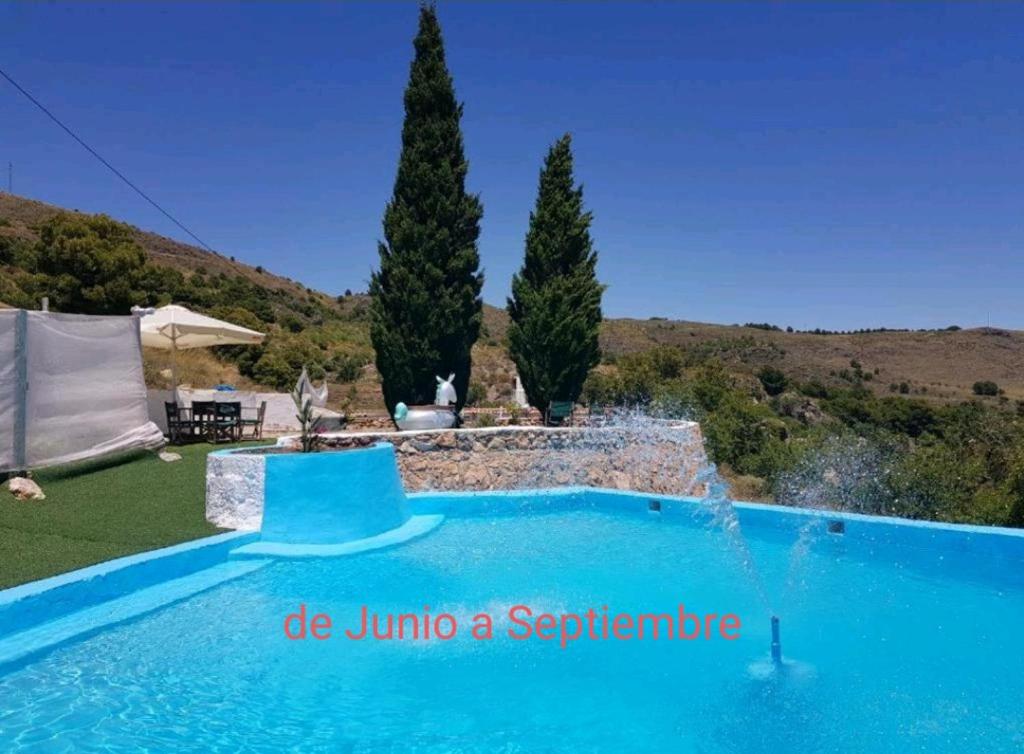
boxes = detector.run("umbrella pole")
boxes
[170,333,178,400]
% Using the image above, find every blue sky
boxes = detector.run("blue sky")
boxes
[3,2,1022,329]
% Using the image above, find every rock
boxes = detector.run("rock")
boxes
[8,476,45,501]
[158,451,182,463]
[434,432,457,449]
[463,465,490,486]
[776,393,826,426]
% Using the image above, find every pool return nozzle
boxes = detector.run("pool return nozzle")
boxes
[770,616,782,665]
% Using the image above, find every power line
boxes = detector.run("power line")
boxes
[0,65,215,252]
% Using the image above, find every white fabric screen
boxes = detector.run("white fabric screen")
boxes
[0,310,165,472]
[0,312,18,471]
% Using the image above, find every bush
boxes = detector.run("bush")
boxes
[581,371,620,407]
[875,398,937,438]
[473,412,497,428]
[756,366,788,397]
[972,380,999,396]
[701,395,780,474]
[244,335,326,390]
[614,355,661,405]
[34,213,148,314]
[250,352,295,390]
[690,362,733,412]
[466,381,488,407]
[327,353,365,383]
[799,380,830,399]
[644,346,685,381]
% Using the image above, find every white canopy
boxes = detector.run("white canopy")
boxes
[138,304,265,350]
[137,304,264,393]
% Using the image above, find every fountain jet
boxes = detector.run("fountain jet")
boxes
[770,616,782,665]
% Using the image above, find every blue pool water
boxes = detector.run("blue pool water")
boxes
[1,502,1023,752]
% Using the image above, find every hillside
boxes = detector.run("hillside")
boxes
[2,191,1022,408]
[0,192,351,316]
[600,319,1024,403]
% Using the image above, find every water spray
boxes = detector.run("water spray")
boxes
[770,616,782,665]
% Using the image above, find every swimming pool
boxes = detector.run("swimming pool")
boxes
[1,488,1022,752]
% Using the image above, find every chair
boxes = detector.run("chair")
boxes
[164,402,194,445]
[240,401,267,440]
[190,401,217,441]
[213,402,242,443]
[545,400,574,427]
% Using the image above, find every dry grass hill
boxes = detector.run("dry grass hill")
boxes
[3,192,1022,408]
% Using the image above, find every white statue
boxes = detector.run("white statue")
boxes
[435,373,457,406]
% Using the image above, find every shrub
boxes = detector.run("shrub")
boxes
[756,366,788,397]
[474,412,497,428]
[34,213,148,314]
[799,380,830,399]
[972,380,999,396]
[644,346,685,381]
[466,381,487,407]
[581,371,622,407]
[701,394,779,474]
[280,314,304,333]
[329,353,365,383]
[251,352,295,390]
[875,397,937,438]
[292,386,325,453]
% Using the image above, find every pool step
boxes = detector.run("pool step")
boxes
[0,559,270,673]
[230,514,445,559]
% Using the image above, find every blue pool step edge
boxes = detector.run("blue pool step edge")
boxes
[0,559,270,674]
[0,530,259,643]
[230,513,445,559]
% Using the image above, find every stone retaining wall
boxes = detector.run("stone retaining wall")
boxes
[207,422,708,530]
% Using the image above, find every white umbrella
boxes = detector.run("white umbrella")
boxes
[135,304,265,392]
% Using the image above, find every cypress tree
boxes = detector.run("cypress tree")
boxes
[370,4,483,415]
[508,134,603,411]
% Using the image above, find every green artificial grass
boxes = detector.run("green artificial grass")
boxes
[0,442,266,589]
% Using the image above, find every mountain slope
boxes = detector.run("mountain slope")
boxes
[2,192,1021,406]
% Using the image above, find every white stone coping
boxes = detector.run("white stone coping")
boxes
[273,420,701,447]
